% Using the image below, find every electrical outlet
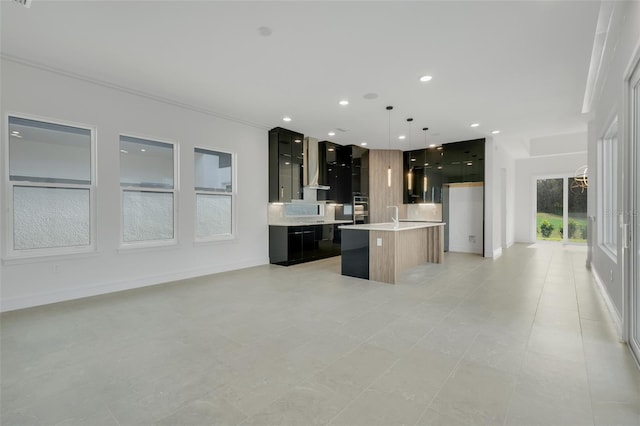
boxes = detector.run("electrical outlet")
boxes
[468,235,476,243]
[377,238,382,247]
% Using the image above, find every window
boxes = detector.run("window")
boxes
[120,135,176,245]
[7,116,94,255]
[194,148,234,240]
[598,117,618,256]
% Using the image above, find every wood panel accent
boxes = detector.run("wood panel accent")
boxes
[368,225,444,284]
[369,150,404,224]
[369,230,396,284]
[444,182,485,188]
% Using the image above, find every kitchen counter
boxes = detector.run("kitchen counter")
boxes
[340,221,444,284]
[270,220,353,227]
[339,221,444,231]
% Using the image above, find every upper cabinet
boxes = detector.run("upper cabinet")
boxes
[269,127,304,202]
[317,142,369,204]
[404,139,485,204]
[351,145,369,197]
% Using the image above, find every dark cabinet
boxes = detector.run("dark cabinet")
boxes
[269,224,342,266]
[351,145,369,197]
[286,226,316,263]
[404,139,485,204]
[318,142,368,204]
[269,127,304,202]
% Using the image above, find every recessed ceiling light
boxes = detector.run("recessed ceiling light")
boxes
[470,123,480,127]
[410,158,416,161]
[437,146,443,150]
[398,135,406,140]
[282,116,292,122]
[467,162,473,166]
[140,148,146,152]
[424,163,429,166]
[328,148,335,152]
[120,149,128,154]
[328,132,335,136]
[437,166,443,169]
[360,142,367,146]
[492,130,501,134]
[258,26,273,37]
[429,144,436,148]
[420,75,433,82]
[339,100,349,106]
[294,139,301,143]
[285,161,290,165]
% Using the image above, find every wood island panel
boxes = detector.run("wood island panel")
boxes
[369,230,396,284]
[368,225,444,284]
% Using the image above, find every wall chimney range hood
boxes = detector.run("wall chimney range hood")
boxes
[304,137,330,190]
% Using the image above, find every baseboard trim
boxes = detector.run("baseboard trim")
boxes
[1,256,269,312]
[591,263,623,340]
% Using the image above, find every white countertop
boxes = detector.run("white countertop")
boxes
[269,220,353,227]
[339,221,445,231]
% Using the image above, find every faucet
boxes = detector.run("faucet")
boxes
[387,205,399,228]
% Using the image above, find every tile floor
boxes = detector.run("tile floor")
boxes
[1,244,639,425]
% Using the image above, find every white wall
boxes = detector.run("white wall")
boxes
[587,1,640,329]
[514,151,588,243]
[1,59,269,311]
[529,131,587,157]
[484,137,516,258]
[448,185,484,254]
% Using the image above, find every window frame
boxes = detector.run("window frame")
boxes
[118,134,179,250]
[597,115,618,260]
[193,146,236,242]
[4,113,97,260]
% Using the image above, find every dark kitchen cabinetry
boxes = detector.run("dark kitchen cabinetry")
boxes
[351,145,369,197]
[317,142,369,204]
[269,224,342,266]
[269,127,304,202]
[404,138,485,204]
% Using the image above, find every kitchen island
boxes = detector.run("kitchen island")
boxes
[339,222,445,284]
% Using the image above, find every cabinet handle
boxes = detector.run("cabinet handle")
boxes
[280,186,284,199]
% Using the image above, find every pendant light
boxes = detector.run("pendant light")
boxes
[386,106,393,187]
[423,127,429,202]
[406,118,414,191]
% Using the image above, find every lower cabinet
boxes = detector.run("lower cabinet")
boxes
[269,225,342,266]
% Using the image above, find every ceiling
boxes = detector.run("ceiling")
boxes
[1,1,601,157]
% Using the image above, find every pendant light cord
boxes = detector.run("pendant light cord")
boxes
[387,106,393,152]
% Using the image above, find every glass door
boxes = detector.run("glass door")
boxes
[536,178,564,241]
[536,177,587,243]
[568,176,588,243]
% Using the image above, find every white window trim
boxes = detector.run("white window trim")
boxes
[597,116,618,261]
[194,146,236,243]
[118,134,179,250]
[3,113,97,260]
